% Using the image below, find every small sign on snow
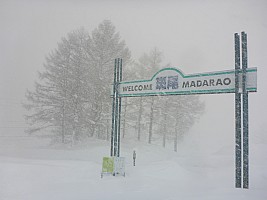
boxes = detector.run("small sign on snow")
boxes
[101,156,125,178]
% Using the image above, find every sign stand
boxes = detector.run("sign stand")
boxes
[101,156,125,178]
[108,33,256,188]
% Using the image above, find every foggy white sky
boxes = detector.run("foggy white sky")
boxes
[0,0,266,143]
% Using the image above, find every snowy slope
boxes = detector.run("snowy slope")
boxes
[0,135,266,200]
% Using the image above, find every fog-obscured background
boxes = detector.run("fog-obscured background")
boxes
[0,0,266,149]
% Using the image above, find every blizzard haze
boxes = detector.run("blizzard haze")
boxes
[0,0,267,199]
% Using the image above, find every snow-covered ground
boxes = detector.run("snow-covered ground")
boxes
[0,132,266,200]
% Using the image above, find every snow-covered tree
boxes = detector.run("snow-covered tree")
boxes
[25,28,93,143]
[157,95,205,151]
[122,48,205,150]
[25,21,131,144]
[86,20,131,137]
[130,48,163,142]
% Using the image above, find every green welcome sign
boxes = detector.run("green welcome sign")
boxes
[110,32,258,189]
[118,67,257,97]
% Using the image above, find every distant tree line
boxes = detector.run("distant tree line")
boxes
[24,20,204,150]
[121,48,204,151]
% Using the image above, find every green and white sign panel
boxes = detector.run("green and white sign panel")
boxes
[102,157,114,173]
[101,156,126,177]
[118,67,257,97]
